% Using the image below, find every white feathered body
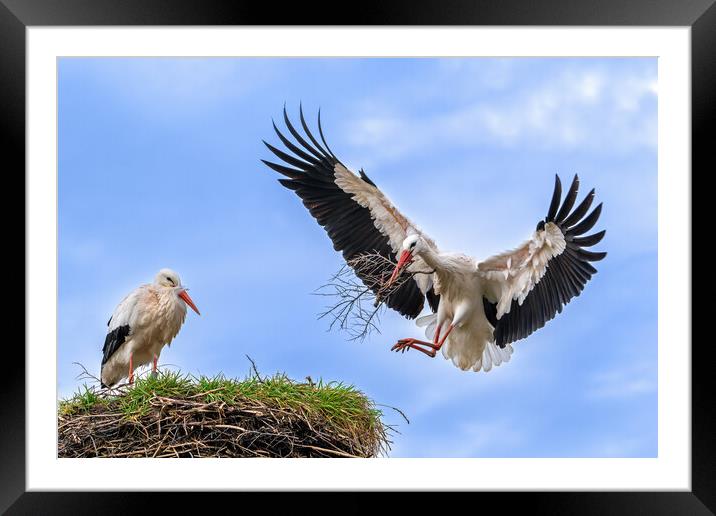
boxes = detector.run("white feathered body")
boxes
[415,252,513,372]
[101,284,187,386]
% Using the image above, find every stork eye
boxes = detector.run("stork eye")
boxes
[166,276,174,285]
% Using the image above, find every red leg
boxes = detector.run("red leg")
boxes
[128,352,134,384]
[434,324,454,351]
[152,354,158,373]
[434,321,444,345]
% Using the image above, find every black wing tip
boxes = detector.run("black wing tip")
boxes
[268,103,341,165]
[359,168,378,188]
[299,104,334,158]
[260,158,281,170]
[298,103,308,123]
[587,250,608,262]
[553,172,578,183]
[262,139,281,154]
[316,106,338,161]
[554,174,581,223]
[271,118,291,143]
[262,140,284,157]
[588,202,604,222]
[571,229,607,247]
[552,169,605,233]
[277,104,335,162]
[546,175,563,222]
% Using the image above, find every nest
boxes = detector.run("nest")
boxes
[58,366,397,458]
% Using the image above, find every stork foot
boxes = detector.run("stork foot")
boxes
[391,338,437,358]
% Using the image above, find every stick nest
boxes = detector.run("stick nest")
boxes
[58,366,397,458]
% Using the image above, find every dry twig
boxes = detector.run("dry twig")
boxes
[314,252,434,341]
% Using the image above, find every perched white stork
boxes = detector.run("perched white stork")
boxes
[262,107,606,372]
[100,268,200,387]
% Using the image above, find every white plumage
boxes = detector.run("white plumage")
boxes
[478,221,566,318]
[389,228,561,372]
[100,268,200,387]
[263,107,607,373]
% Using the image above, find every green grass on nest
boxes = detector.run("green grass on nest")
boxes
[58,368,397,458]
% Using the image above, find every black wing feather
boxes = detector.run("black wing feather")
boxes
[554,174,580,223]
[485,174,607,347]
[262,107,430,319]
[545,175,562,222]
[101,324,131,366]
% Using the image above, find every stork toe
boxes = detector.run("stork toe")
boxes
[391,338,440,357]
[391,339,412,352]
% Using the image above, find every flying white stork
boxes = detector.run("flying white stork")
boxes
[100,268,201,387]
[262,107,606,372]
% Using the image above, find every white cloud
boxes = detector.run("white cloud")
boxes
[342,61,657,166]
[579,72,605,102]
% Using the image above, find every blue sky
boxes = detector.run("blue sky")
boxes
[58,57,657,458]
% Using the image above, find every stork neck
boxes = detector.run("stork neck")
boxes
[415,245,445,271]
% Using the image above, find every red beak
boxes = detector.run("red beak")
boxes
[178,289,201,315]
[387,250,413,287]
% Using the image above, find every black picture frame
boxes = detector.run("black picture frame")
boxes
[5,0,710,513]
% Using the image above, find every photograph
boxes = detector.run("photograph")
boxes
[57,56,657,459]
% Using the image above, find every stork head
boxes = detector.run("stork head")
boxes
[155,268,201,315]
[156,268,181,288]
[402,234,425,254]
[386,234,423,288]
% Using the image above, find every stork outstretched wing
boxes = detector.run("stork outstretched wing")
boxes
[262,107,438,318]
[478,174,607,347]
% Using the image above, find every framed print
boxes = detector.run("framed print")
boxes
[5,0,712,513]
